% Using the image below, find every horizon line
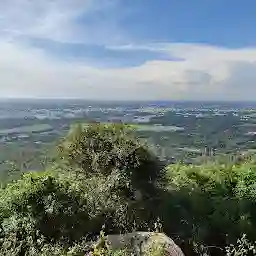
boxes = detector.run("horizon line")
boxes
[0,97,255,103]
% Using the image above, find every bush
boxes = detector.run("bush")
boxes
[226,234,256,256]
[57,123,164,198]
[0,168,160,255]
[158,161,256,255]
[4,122,256,255]
[0,171,93,254]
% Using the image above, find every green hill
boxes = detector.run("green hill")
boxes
[0,123,255,255]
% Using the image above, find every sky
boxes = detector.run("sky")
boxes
[1,0,256,101]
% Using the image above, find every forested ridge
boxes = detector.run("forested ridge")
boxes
[0,123,256,255]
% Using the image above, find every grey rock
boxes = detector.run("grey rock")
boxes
[107,232,184,256]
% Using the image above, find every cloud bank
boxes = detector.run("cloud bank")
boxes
[0,0,256,101]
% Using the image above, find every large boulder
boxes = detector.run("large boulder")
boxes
[107,232,184,256]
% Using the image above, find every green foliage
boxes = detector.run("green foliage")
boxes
[0,171,92,254]
[226,234,256,256]
[3,122,256,255]
[91,230,113,256]
[144,241,166,256]
[0,123,166,255]
[159,161,256,254]
[57,123,163,197]
[0,170,158,255]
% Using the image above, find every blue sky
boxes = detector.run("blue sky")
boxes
[0,0,256,100]
[120,0,256,47]
[26,0,256,63]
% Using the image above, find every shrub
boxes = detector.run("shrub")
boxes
[226,234,256,256]
[57,123,164,198]
[159,161,256,255]
[0,171,90,254]
[5,122,256,255]
[0,167,160,255]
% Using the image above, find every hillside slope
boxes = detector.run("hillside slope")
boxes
[0,123,255,255]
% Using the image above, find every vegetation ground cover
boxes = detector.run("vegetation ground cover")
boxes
[0,123,256,255]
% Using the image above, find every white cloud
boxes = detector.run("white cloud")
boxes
[0,0,125,44]
[0,1,256,100]
[1,40,256,100]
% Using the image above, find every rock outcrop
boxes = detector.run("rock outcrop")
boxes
[107,232,184,256]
